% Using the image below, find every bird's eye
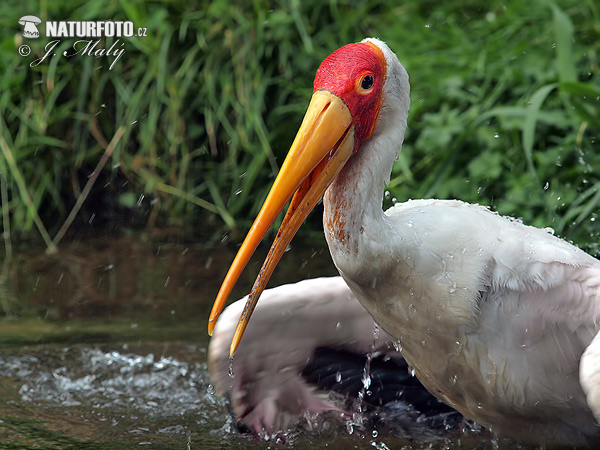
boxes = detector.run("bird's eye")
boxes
[361,75,374,91]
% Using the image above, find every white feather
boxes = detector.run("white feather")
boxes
[208,277,394,435]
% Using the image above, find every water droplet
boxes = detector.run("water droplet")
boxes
[207,384,215,395]
[336,371,342,383]
[477,402,483,409]
[543,181,550,190]
[448,282,456,294]
[362,371,371,390]
[234,188,242,195]
[449,374,457,384]
[372,430,378,438]
[228,357,235,378]
[408,366,416,377]
[408,303,417,316]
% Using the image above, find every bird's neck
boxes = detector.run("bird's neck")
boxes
[323,131,399,276]
[322,70,409,262]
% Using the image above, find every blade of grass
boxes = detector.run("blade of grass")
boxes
[557,184,600,232]
[134,166,235,227]
[52,126,126,248]
[154,179,235,228]
[0,156,12,261]
[522,83,558,178]
[0,129,55,253]
[550,3,577,84]
[574,185,600,227]
[204,178,236,227]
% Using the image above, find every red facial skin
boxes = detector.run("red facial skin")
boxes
[313,41,387,150]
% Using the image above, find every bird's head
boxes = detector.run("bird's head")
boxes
[208,38,409,355]
[313,40,387,149]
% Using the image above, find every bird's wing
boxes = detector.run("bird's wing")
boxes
[472,264,600,440]
[581,329,600,423]
[383,199,600,319]
[208,276,394,435]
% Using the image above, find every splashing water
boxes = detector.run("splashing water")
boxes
[362,353,372,391]
[228,356,235,378]
[0,346,213,417]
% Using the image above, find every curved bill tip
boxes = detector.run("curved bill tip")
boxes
[229,311,248,356]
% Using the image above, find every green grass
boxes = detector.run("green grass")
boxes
[0,0,598,253]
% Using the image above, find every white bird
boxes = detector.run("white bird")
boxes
[208,38,600,446]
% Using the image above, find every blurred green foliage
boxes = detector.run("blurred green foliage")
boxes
[0,0,598,253]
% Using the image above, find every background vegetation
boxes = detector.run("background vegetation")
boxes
[0,0,598,255]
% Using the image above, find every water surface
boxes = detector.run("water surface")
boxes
[0,235,523,448]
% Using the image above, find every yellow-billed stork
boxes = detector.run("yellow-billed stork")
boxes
[208,38,600,445]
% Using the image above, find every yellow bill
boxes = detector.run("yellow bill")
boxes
[208,90,356,356]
